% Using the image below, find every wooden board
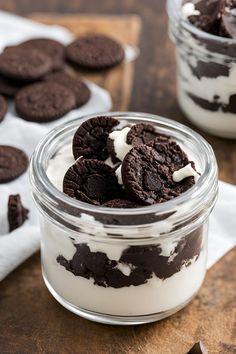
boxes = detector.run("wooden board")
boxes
[0,12,235,354]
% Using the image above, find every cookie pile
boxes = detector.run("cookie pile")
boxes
[0,34,125,123]
[63,116,198,208]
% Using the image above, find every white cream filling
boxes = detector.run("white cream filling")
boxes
[182,3,200,19]
[115,165,123,185]
[108,127,132,161]
[173,163,200,183]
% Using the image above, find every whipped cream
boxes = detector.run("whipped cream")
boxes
[182,3,200,19]
[109,127,132,161]
[173,163,200,183]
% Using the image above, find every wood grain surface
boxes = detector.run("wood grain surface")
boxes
[0,1,235,353]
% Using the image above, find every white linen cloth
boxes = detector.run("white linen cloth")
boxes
[0,11,235,281]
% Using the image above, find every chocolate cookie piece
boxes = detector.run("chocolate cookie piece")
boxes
[44,70,90,108]
[122,144,195,205]
[57,226,203,288]
[0,74,24,97]
[220,0,236,38]
[0,94,7,122]
[8,194,29,232]
[187,0,222,33]
[63,159,122,205]
[72,116,119,160]
[0,145,29,183]
[66,34,125,70]
[187,341,208,354]
[15,82,76,122]
[103,199,139,208]
[127,123,170,146]
[19,38,65,71]
[0,48,53,82]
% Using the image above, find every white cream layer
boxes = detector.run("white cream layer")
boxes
[42,218,207,316]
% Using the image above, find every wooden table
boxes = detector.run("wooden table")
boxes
[0,1,236,353]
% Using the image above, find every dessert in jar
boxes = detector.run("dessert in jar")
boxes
[30,112,218,325]
[167,0,236,139]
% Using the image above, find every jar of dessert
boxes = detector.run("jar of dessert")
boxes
[167,0,236,139]
[30,112,218,325]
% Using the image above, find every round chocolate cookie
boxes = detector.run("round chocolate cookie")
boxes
[103,199,139,208]
[148,139,190,170]
[15,82,76,122]
[0,74,24,97]
[66,34,125,70]
[8,194,29,232]
[0,48,53,82]
[0,94,7,122]
[127,123,170,146]
[63,159,122,205]
[0,145,29,183]
[44,70,90,108]
[19,38,65,71]
[73,116,119,160]
[121,144,195,205]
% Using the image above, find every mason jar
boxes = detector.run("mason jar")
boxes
[30,112,218,325]
[167,0,236,139]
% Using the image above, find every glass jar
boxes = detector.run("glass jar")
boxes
[167,0,236,139]
[30,112,218,325]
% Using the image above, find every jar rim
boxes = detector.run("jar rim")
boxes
[30,111,218,224]
[167,0,236,45]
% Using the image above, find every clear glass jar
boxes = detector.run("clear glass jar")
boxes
[167,0,236,139]
[30,112,218,325]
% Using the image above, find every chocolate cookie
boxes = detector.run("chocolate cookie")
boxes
[103,199,139,208]
[66,34,125,70]
[121,144,195,205]
[0,74,24,97]
[8,194,29,232]
[107,123,170,164]
[0,48,53,82]
[19,38,65,71]
[15,82,76,122]
[63,159,122,205]
[72,116,119,160]
[187,0,222,33]
[0,145,29,183]
[127,123,170,146]
[0,94,7,122]
[44,70,90,108]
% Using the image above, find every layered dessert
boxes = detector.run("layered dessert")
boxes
[172,0,236,138]
[41,116,207,317]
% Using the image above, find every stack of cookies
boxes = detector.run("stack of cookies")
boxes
[0,35,125,123]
